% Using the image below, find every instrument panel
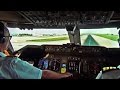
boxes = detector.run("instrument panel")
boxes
[18,44,120,79]
[45,55,105,79]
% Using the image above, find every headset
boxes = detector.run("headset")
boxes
[0,22,5,43]
[0,36,5,43]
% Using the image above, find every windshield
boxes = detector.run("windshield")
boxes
[80,28,119,48]
[8,28,70,51]
[8,27,120,51]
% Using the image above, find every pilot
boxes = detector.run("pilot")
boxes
[96,66,120,79]
[118,30,120,37]
[118,30,120,47]
[0,22,72,79]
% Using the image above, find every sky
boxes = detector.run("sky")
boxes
[8,27,119,36]
[80,28,119,35]
[8,28,68,35]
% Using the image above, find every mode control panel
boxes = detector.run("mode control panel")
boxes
[44,44,106,56]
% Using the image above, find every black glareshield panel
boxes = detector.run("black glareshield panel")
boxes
[18,45,46,68]
[19,45,46,61]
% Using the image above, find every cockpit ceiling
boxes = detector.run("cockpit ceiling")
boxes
[0,11,120,29]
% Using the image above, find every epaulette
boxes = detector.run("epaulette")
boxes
[102,66,119,73]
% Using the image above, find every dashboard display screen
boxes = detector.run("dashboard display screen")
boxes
[38,59,49,69]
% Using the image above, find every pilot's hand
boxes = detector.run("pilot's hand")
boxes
[62,72,73,78]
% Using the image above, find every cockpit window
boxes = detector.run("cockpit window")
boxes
[8,28,70,51]
[80,28,119,48]
[8,27,120,51]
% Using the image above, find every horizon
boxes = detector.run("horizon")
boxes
[8,27,119,36]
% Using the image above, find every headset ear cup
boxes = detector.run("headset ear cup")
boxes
[2,37,5,43]
[0,38,2,43]
[0,37,5,43]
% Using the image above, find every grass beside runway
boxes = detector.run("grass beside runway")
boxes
[26,36,69,42]
[95,34,119,41]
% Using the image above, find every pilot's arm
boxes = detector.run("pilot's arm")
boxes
[5,57,72,79]
[96,66,120,79]
[42,70,72,79]
[96,71,103,79]
[10,57,43,79]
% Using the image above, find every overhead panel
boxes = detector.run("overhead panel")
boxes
[0,11,120,29]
